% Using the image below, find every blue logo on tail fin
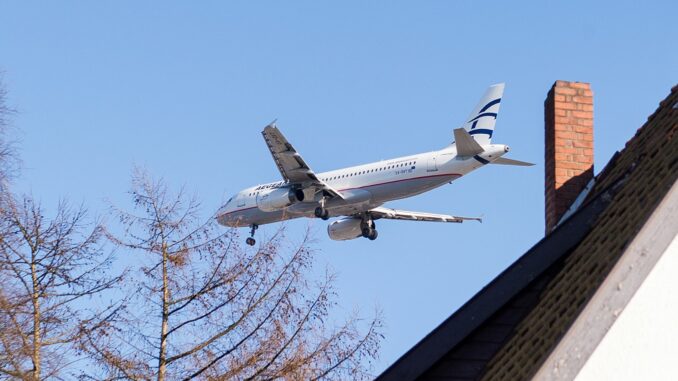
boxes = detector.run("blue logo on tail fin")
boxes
[469,98,501,130]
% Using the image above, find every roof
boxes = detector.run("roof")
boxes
[376,84,678,381]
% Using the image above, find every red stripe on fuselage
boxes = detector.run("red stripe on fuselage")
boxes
[218,206,257,216]
[336,172,461,192]
[220,172,462,216]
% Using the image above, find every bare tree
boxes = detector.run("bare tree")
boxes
[84,169,382,380]
[0,74,16,183]
[0,193,123,380]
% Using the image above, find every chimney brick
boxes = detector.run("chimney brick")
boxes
[545,81,594,233]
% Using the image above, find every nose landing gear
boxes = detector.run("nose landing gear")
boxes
[246,224,258,246]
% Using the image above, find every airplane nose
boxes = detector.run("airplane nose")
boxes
[216,205,231,224]
[216,212,231,226]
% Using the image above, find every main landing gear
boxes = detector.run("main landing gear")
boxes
[314,197,330,220]
[361,218,378,241]
[314,206,329,220]
[246,224,258,246]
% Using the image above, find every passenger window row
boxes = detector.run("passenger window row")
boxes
[320,161,416,182]
[249,161,418,195]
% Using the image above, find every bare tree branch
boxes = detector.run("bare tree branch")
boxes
[85,169,382,380]
[0,192,124,380]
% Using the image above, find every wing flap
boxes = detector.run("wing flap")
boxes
[262,124,315,183]
[453,128,485,156]
[261,122,344,199]
[320,182,345,199]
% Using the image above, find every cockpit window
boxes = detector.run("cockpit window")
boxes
[227,197,233,204]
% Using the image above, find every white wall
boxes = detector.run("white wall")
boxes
[576,234,678,381]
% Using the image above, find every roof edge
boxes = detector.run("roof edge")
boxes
[376,172,630,381]
[533,179,678,380]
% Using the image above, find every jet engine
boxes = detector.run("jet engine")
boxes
[256,188,304,212]
[327,217,363,241]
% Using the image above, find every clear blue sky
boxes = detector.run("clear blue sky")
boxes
[1,1,676,374]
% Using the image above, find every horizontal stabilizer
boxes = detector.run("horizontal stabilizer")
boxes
[491,157,535,166]
[453,128,484,156]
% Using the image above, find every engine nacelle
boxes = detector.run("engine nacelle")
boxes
[327,217,363,241]
[256,187,304,212]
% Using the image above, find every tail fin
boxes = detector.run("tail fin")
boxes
[461,83,504,146]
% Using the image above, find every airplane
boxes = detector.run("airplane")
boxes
[217,84,534,246]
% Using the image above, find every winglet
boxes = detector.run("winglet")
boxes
[465,216,483,223]
[454,128,485,156]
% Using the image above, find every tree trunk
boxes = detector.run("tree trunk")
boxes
[30,256,41,380]
[157,243,169,381]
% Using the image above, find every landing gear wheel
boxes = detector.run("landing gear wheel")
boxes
[361,217,376,238]
[314,207,329,220]
[361,227,378,240]
[246,224,258,246]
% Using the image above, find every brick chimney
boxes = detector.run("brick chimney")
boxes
[545,81,594,233]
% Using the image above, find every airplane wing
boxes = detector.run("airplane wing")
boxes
[368,206,482,223]
[261,122,344,199]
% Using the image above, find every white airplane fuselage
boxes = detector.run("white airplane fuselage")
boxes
[216,84,533,245]
[217,144,509,227]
